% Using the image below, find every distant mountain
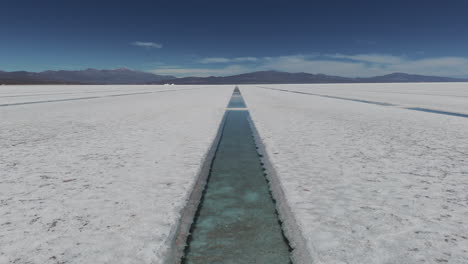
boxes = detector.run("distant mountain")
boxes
[0,68,175,84]
[165,71,468,84]
[165,71,353,84]
[355,72,467,83]
[0,71,67,84]
[1,69,467,85]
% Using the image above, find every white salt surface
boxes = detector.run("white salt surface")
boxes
[0,85,196,105]
[241,85,468,264]
[255,83,468,114]
[0,85,232,263]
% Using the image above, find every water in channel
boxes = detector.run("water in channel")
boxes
[227,87,247,108]
[182,89,291,264]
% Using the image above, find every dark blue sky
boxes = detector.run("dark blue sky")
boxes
[2,0,468,77]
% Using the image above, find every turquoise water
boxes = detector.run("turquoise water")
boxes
[182,92,291,263]
[227,87,247,108]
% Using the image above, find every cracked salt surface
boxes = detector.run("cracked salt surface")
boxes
[256,86,396,106]
[254,83,468,116]
[0,86,202,107]
[0,85,233,264]
[257,85,468,119]
[241,85,468,264]
[405,108,468,118]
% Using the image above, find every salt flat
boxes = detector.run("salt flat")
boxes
[241,85,468,264]
[255,83,468,115]
[2,83,468,264]
[0,85,232,263]
[0,85,198,106]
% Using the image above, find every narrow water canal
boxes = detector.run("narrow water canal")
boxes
[182,88,291,264]
[227,87,247,108]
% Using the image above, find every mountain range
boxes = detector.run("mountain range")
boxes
[1,69,467,85]
[167,71,468,84]
[0,68,175,84]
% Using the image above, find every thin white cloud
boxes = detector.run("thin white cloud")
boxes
[199,57,231,63]
[258,54,468,77]
[150,65,250,77]
[327,53,404,64]
[150,53,468,77]
[386,57,468,76]
[258,56,381,77]
[233,57,258,62]
[199,57,258,63]
[132,41,163,49]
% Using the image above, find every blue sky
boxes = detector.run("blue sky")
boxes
[2,0,468,77]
